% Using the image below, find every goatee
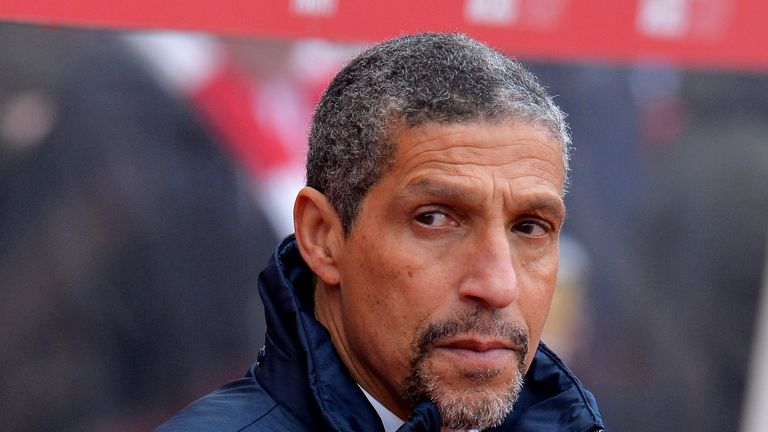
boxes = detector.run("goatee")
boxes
[402,309,528,430]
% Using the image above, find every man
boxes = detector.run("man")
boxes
[158,33,604,432]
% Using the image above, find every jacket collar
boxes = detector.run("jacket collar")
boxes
[255,236,604,432]
[495,343,604,431]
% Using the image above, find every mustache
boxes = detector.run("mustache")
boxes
[414,308,529,367]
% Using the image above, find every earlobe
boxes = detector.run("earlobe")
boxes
[293,187,343,286]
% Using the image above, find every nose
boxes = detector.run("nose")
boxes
[458,228,519,310]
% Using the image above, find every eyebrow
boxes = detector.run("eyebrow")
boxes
[519,196,566,222]
[398,178,474,203]
[398,178,566,221]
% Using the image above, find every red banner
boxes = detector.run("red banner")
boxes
[2,0,768,71]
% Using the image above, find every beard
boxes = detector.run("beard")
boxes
[401,309,529,430]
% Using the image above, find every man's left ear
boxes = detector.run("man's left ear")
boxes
[293,187,344,286]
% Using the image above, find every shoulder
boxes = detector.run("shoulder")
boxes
[156,376,307,432]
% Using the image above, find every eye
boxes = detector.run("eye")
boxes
[415,211,455,228]
[514,220,549,237]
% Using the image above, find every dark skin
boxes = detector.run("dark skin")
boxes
[294,120,566,430]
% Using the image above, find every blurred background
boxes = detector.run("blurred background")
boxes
[1,1,768,431]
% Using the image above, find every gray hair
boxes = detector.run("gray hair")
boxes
[306,32,570,233]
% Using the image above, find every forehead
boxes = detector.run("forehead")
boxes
[385,121,566,192]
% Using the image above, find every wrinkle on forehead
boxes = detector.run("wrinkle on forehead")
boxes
[377,122,567,223]
[392,124,563,181]
[393,152,565,200]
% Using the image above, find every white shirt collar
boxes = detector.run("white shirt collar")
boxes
[359,385,405,432]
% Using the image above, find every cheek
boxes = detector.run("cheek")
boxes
[519,257,559,343]
[525,285,556,335]
[339,241,428,358]
[345,232,451,315]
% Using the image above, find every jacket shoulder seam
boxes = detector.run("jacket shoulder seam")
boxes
[236,401,281,432]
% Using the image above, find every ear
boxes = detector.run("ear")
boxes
[293,187,344,286]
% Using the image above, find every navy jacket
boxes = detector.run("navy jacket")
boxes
[158,236,605,431]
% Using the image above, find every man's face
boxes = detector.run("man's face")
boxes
[328,120,565,429]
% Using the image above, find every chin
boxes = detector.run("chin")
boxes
[404,357,524,430]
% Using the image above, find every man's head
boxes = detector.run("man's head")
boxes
[294,33,568,430]
[305,32,570,234]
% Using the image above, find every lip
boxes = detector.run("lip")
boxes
[434,336,520,367]
[437,337,518,352]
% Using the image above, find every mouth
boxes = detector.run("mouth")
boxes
[434,336,521,367]
[439,337,518,352]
